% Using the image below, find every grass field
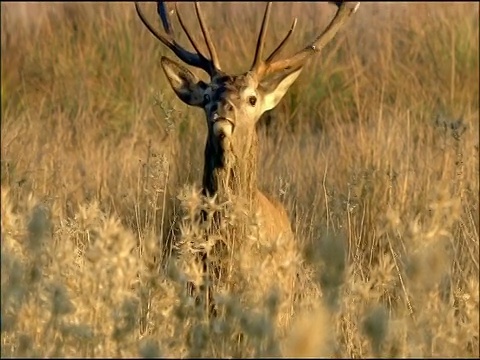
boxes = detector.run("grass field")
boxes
[1,1,479,357]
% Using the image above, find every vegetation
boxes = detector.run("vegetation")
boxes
[1,2,478,357]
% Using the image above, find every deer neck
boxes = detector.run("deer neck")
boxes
[202,131,258,209]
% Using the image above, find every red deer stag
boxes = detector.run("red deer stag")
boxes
[135,1,360,326]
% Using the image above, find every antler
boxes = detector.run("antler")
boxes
[251,2,360,78]
[134,1,221,76]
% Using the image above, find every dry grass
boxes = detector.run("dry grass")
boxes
[1,1,479,357]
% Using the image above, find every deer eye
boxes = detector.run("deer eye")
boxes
[248,96,257,106]
[204,94,211,103]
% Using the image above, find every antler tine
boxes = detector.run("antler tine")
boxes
[250,2,273,73]
[134,1,217,76]
[194,2,221,71]
[265,18,297,63]
[174,3,206,59]
[135,2,173,45]
[260,2,360,77]
[156,1,172,35]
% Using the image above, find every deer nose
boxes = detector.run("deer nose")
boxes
[212,113,235,138]
[213,121,233,139]
[212,113,234,124]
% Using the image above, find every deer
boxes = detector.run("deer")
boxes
[135,1,360,328]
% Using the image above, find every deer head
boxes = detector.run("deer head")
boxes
[135,1,360,199]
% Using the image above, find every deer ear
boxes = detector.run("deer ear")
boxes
[258,67,303,113]
[160,57,206,107]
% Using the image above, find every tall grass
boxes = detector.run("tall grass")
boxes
[1,1,479,357]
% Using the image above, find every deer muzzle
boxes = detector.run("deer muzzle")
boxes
[213,118,234,139]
